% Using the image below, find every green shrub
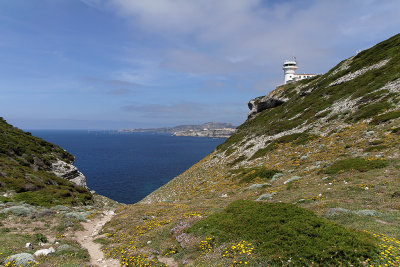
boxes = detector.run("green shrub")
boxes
[364,145,388,152]
[351,101,390,121]
[1,227,10,233]
[13,188,92,207]
[323,157,389,174]
[371,110,400,124]
[392,127,400,134]
[230,167,281,184]
[34,233,48,243]
[227,155,247,167]
[250,133,317,160]
[249,143,276,160]
[188,200,377,266]
[0,196,12,203]
[55,247,89,259]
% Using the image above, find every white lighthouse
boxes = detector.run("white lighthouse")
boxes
[283,58,298,84]
[283,57,316,84]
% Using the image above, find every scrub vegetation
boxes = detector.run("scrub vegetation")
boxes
[1,34,400,266]
[188,200,377,266]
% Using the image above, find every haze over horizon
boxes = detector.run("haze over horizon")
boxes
[1,0,400,130]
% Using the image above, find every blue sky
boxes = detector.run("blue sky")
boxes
[1,0,399,129]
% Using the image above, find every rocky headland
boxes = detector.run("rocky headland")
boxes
[120,122,236,138]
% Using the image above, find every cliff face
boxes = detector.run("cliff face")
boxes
[51,160,87,188]
[103,34,400,266]
[0,118,92,206]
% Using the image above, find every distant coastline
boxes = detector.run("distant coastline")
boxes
[119,122,236,138]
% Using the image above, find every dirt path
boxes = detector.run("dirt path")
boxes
[75,210,120,267]
[158,257,178,267]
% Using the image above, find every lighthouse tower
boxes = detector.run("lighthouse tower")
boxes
[283,57,298,84]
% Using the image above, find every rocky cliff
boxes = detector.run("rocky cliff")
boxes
[51,160,87,188]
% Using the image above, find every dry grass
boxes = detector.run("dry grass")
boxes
[98,119,400,266]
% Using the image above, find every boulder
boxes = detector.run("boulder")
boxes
[270,173,284,182]
[256,192,277,200]
[284,176,301,184]
[4,253,36,265]
[248,183,271,190]
[34,247,55,257]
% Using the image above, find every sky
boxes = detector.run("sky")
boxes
[0,0,399,129]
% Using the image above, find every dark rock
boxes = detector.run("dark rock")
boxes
[248,97,285,118]
[37,209,56,217]
[391,191,400,198]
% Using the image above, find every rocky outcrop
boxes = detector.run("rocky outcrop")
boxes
[329,59,390,87]
[248,96,286,118]
[51,160,87,188]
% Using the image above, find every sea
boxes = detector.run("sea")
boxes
[30,130,225,204]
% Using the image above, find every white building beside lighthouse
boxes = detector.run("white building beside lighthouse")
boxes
[283,57,316,84]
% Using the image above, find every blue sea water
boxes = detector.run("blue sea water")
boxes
[30,130,225,204]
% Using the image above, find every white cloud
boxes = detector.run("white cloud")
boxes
[161,49,261,76]
[89,0,400,74]
[78,0,400,102]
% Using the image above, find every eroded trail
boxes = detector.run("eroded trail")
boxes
[74,210,120,267]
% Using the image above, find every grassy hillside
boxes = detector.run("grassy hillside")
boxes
[97,34,400,266]
[0,118,92,206]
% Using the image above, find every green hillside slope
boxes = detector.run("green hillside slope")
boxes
[0,118,92,206]
[61,34,400,266]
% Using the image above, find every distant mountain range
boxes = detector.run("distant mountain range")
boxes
[119,122,236,137]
